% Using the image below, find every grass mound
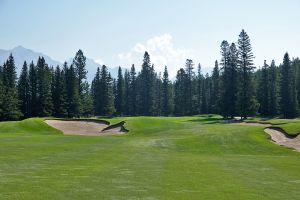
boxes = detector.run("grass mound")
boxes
[0,118,62,135]
[246,118,300,136]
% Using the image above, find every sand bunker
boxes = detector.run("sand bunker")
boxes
[45,120,128,136]
[232,122,300,152]
[265,128,300,152]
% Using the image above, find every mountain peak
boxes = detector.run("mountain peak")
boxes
[0,46,61,71]
[12,46,36,55]
[13,45,27,51]
[0,46,118,82]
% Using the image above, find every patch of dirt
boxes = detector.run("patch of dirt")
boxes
[45,120,127,136]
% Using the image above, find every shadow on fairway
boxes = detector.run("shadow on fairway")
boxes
[187,116,221,124]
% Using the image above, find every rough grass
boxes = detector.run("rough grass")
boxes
[0,115,300,199]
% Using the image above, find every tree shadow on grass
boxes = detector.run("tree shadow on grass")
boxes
[187,116,222,124]
[247,118,288,125]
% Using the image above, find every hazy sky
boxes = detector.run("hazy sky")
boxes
[0,0,299,77]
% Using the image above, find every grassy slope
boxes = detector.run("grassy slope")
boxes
[0,116,300,199]
[246,117,300,136]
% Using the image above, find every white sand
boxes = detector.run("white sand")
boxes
[231,122,300,152]
[264,128,300,152]
[45,120,125,136]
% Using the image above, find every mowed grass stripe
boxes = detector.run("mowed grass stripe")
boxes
[1,137,131,199]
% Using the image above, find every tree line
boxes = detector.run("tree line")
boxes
[0,29,299,121]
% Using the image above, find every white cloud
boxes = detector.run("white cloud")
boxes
[117,33,194,78]
[95,58,104,65]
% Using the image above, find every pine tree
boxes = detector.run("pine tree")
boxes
[196,64,203,114]
[73,49,87,116]
[3,54,17,88]
[81,82,93,117]
[115,67,124,115]
[36,57,53,116]
[136,52,153,115]
[51,66,61,117]
[103,71,115,115]
[91,67,102,115]
[207,75,213,113]
[1,54,21,120]
[169,82,175,115]
[96,65,115,116]
[211,60,220,113]
[123,70,130,115]
[174,68,187,116]
[292,58,300,111]
[0,65,4,118]
[148,64,157,115]
[184,59,194,115]
[65,63,80,117]
[73,50,87,95]
[220,41,238,118]
[52,66,68,117]
[257,60,269,116]
[280,53,298,118]
[201,74,209,113]
[268,60,279,116]
[99,65,108,115]
[290,65,298,117]
[219,40,230,118]
[152,72,162,116]
[0,66,4,120]
[162,66,170,116]
[112,78,117,107]
[17,61,30,118]
[237,30,258,119]
[128,64,136,115]
[28,61,38,117]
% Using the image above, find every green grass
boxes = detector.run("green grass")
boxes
[1,115,300,199]
[246,117,300,136]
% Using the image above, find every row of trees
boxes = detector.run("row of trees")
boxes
[170,30,300,119]
[256,54,300,118]
[0,29,299,120]
[8,50,93,120]
[92,52,173,117]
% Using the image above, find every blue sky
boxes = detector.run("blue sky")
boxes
[0,0,299,77]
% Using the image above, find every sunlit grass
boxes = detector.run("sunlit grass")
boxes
[0,115,300,199]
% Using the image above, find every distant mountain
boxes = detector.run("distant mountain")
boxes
[0,46,62,71]
[0,46,122,83]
